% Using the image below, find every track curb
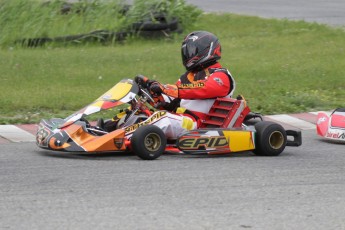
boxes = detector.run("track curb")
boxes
[0,111,329,144]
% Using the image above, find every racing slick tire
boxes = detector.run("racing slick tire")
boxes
[131,125,166,160]
[253,121,287,156]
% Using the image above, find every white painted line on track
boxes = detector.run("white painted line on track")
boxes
[0,125,35,142]
[266,114,316,130]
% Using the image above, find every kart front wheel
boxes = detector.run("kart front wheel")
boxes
[131,125,166,160]
[253,121,287,156]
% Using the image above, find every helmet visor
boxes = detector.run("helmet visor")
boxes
[182,42,198,64]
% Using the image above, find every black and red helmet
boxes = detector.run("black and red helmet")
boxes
[181,31,221,71]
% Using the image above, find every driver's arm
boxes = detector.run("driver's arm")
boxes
[159,71,231,99]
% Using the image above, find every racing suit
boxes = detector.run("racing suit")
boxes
[147,62,235,139]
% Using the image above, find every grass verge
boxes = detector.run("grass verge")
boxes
[1,13,345,124]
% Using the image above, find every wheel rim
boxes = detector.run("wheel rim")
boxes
[144,133,161,152]
[269,131,284,149]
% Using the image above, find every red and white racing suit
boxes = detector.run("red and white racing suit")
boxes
[129,63,235,139]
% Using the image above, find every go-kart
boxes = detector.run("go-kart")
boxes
[316,108,345,143]
[36,78,302,160]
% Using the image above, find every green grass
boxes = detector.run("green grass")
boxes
[1,12,345,124]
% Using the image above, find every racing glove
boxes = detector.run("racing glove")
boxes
[149,82,164,95]
[150,82,179,98]
[134,75,156,89]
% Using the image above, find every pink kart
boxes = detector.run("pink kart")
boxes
[316,108,345,143]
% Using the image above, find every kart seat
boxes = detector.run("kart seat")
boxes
[200,96,250,129]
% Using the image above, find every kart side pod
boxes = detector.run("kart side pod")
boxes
[176,121,302,156]
[176,129,256,154]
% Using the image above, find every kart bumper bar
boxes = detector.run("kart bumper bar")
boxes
[286,130,302,146]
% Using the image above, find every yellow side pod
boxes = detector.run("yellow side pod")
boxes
[223,130,255,152]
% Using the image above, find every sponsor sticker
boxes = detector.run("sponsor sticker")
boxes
[124,111,167,134]
[179,82,205,89]
[179,136,228,150]
[326,131,345,140]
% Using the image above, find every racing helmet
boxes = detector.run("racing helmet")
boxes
[181,31,221,71]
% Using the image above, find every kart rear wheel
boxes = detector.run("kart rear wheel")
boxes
[131,125,166,160]
[253,121,287,156]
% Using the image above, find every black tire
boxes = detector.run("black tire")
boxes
[132,17,178,31]
[253,121,287,156]
[131,125,166,160]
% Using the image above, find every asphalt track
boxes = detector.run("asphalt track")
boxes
[1,128,344,230]
[1,1,345,230]
[186,0,345,27]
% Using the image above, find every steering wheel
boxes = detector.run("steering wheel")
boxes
[134,75,179,112]
[134,75,157,103]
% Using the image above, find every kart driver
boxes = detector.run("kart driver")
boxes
[105,31,236,139]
